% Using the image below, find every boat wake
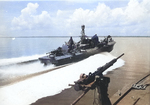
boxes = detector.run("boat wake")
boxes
[0,52,125,105]
[0,54,45,66]
[0,54,55,86]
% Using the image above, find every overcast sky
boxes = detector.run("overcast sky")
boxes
[0,0,150,37]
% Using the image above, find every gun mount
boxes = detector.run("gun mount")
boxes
[69,53,124,105]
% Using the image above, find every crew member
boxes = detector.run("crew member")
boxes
[92,34,99,46]
[68,37,74,53]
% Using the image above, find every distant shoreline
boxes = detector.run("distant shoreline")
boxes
[0,36,149,39]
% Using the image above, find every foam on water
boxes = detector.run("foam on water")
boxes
[0,54,44,66]
[0,52,125,105]
[0,61,54,83]
[0,54,54,83]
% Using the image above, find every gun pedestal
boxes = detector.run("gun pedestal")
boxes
[94,76,111,105]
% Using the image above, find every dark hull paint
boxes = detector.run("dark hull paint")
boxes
[39,42,115,66]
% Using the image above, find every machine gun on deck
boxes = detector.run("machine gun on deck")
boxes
[69,53,124,105]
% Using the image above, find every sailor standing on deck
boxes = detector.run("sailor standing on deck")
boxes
[68,37,74,53]
[92,34,99,46]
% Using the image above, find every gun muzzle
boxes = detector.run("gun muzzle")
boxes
[117,53,124,59]
[68,84,75,86]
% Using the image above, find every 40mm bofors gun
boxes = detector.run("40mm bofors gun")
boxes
[69,53,124,105]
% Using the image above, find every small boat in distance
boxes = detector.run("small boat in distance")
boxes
[39,25,116,66]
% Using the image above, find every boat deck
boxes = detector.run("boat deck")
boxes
[110,73,150,105]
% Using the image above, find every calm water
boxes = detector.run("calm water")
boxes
[0,37,80,59]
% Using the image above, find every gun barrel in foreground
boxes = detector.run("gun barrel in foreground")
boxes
[73,53,125,89]
[97,53,124,74]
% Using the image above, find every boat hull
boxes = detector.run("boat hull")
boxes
[39,42,115,66]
